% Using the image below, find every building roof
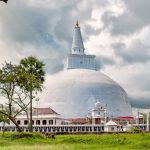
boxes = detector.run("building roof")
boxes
[105,120,118,126]
[113,116,135,121]
[32,107,60,116]
[67,118,87,124]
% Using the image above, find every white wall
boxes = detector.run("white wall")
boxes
[104,126,118,132]
[67,54,96,70]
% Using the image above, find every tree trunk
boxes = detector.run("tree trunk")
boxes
[29,90,33,132]
[2,122,5,136]
[9,116,22,132]
[25,109,30,129]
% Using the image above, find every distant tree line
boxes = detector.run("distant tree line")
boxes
[0,56,45,132]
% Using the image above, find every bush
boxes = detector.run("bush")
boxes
[129,127,143,133]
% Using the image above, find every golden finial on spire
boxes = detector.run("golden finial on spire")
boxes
[76,20,80,27]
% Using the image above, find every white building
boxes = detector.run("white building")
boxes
[136,114,144,124]
[9,107,64,126]
[87,101,107,124]
[104,120,119,132]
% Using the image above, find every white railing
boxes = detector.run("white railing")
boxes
[0,124,104,133]
[0,124,149,133]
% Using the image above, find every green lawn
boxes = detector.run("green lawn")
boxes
[0,132,150,150]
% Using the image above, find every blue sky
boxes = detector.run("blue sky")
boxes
[0,0,150,108]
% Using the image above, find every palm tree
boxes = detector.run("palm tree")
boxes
[19,56,45,132]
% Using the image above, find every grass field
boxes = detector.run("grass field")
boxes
[0,132,150,150]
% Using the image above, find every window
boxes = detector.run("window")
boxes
[24,120,28,125]
[17,120,21,125]
[111,127,114,131]
[36,120,40,125]
[49,120,53,125]
[42,120,47,125]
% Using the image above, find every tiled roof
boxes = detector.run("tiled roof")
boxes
[67,118,87,124]
[113,116,134,121]
[32,107,60,116]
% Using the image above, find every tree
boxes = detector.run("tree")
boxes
[0,0,8,4]
[0,110,9,124]
[19,56,45,132]
[0,62,30,132]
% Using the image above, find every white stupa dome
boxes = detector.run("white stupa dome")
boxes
[45,22,132,118]
[46,69,132,118]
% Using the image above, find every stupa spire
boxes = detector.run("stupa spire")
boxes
[76,20,79,27]
[72,20,85,55]
[67,21,96,70]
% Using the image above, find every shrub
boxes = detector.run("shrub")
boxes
[129,127,143,133]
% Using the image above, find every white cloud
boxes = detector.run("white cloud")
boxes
[102,62,150,106]
[0,0,150,108]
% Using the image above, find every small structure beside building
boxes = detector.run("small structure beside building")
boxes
[104,120,119,132]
